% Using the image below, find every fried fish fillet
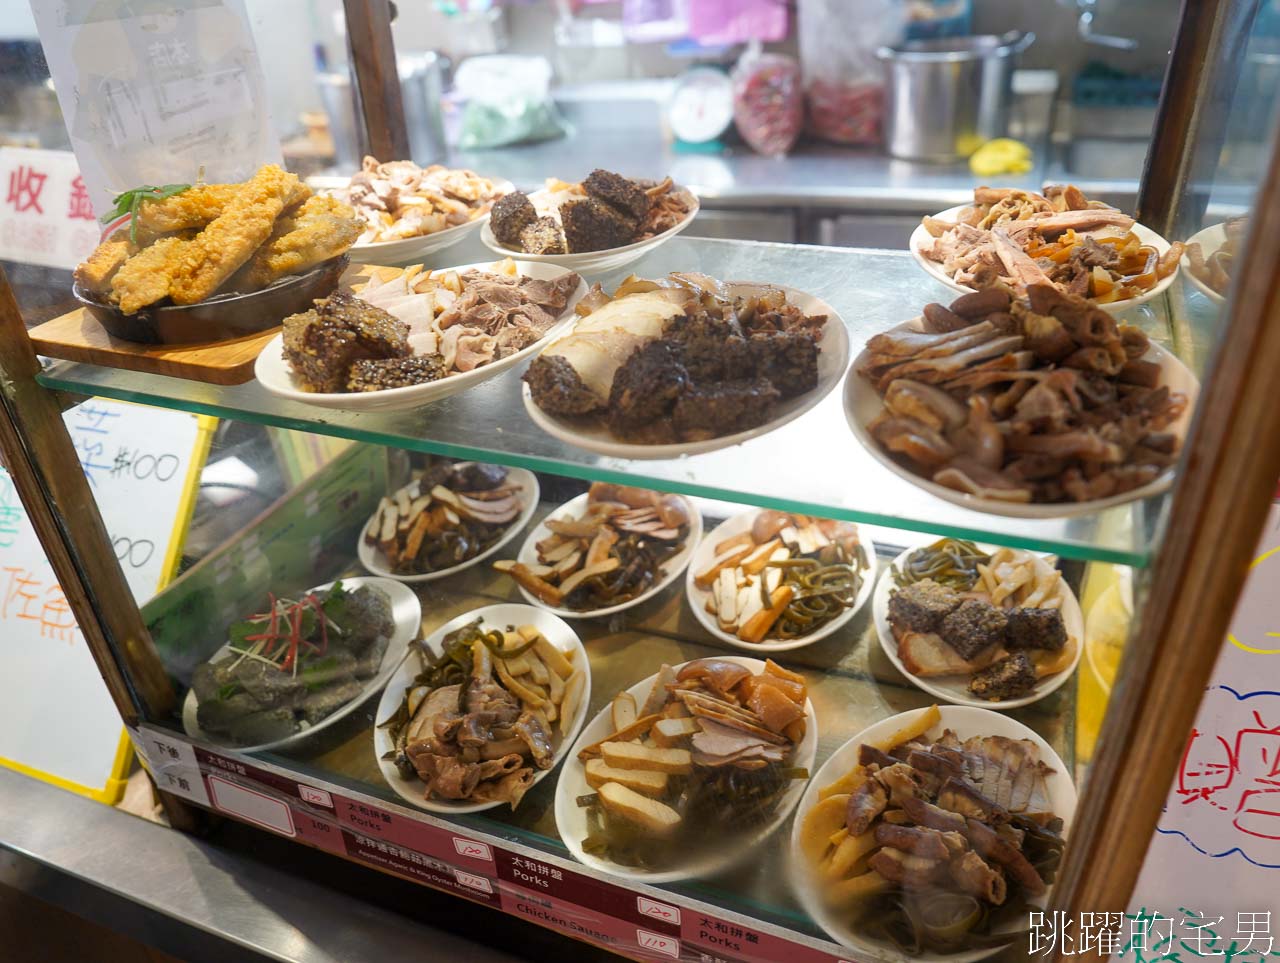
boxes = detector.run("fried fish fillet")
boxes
[132,181,310,241]
[73,230,134,297]
[168,165,301,306]
[231,195,360,290]
[131,183,240,238]
[109,236,191,314]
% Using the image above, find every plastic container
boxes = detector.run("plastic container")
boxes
[731,49,803,156]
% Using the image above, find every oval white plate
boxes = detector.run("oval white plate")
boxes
[255,259,588,412]
[309,176,513,266]
[871,543,1083,709]
[524,283,850,460]
[509,491,701,619]
[790,704,1076,963]
[1180,222,1228,305]
[182,576,422,753]
[372,603,591,814]
[479,190,699,275]
[556,655,818,884]
[357,466,540,584]
[844,318,1199,518]
[909,203,1177,313]
[685,509,877,653]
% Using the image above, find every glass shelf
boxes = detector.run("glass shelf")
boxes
[39,238,1181,567]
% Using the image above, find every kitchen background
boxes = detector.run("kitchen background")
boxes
[0,0,1272,314]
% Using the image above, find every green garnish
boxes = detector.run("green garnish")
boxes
[102,183,192,243]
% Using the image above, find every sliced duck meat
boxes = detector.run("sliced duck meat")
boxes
[690,719,774,759]
[868,848,945,888]
[846,778,888,835]
[992,227,1053,290]
[1027,208,1134,234]
[938,777,1009,824]
[873,823,963,860]
[965,817,1046,895]
[875,762,927,806]
[899,795,966,832]
[950,850,1008,904]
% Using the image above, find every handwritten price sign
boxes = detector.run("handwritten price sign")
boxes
[0,398,205,797]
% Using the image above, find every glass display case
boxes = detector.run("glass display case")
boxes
[4,3,1280,962]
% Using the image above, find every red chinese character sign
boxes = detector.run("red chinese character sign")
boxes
[0,399,211,803]
[1121,498,1280,956]
[0,148,102,270]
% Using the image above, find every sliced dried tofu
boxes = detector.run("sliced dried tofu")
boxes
[652,716,701,748]
[717,568,738,624]
[600,741,693,775]
[741,538,783,575]
[584,759,669,796]
[611,692,638,732]
[597,782,681,836]
[694,543,753,589]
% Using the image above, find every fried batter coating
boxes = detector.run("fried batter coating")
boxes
[109,236,191,314]
[232,195,360,290]
[131,183,240,238]
[73,230,134,297]
[168,165,301,306]
[132,181,310,241]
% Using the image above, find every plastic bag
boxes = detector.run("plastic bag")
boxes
[731,49,803,157]
[453,55,569,149]
[798,0,906,145]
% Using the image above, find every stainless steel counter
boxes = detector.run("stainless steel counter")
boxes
[446,126,1141,250]
[451,136,1054,213]
[0,767,611,962]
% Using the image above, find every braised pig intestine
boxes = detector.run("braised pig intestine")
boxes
[402,638,550,809]
[859,283,1188,504]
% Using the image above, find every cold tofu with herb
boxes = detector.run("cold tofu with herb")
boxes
[190,581,394,746]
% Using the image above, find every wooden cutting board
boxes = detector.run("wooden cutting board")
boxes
[28,263,389,387]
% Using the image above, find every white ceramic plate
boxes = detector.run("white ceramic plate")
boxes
[844,318,1200,518]
[182,577,422,752]
[357,466,540,584]
[909,203,1178,313]
[524,284,850,460]
[479,189,700,274]
[685,509,877,653]
[309,176,513,265]
[871,543,1084,709]
[372,603,590,814]
[790,704,1076,963]
[508,491,701,619]
[556,655,818,884]
[254,260,587,413]
[1180,222,1228,304]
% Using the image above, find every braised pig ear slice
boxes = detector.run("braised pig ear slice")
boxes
[883,379,968,433]
[675,658,752,696]
[863,321,996,361]
[870,414,957,470]
[946,395,1004,471]
[933,458,1033,503]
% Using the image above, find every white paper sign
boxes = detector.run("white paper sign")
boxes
[29,0,281,217]
[0,147,101,269]
[1113,500,1280,961]
[0,398,204,794]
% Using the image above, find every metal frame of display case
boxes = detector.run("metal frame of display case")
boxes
[2,3,1279,961]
